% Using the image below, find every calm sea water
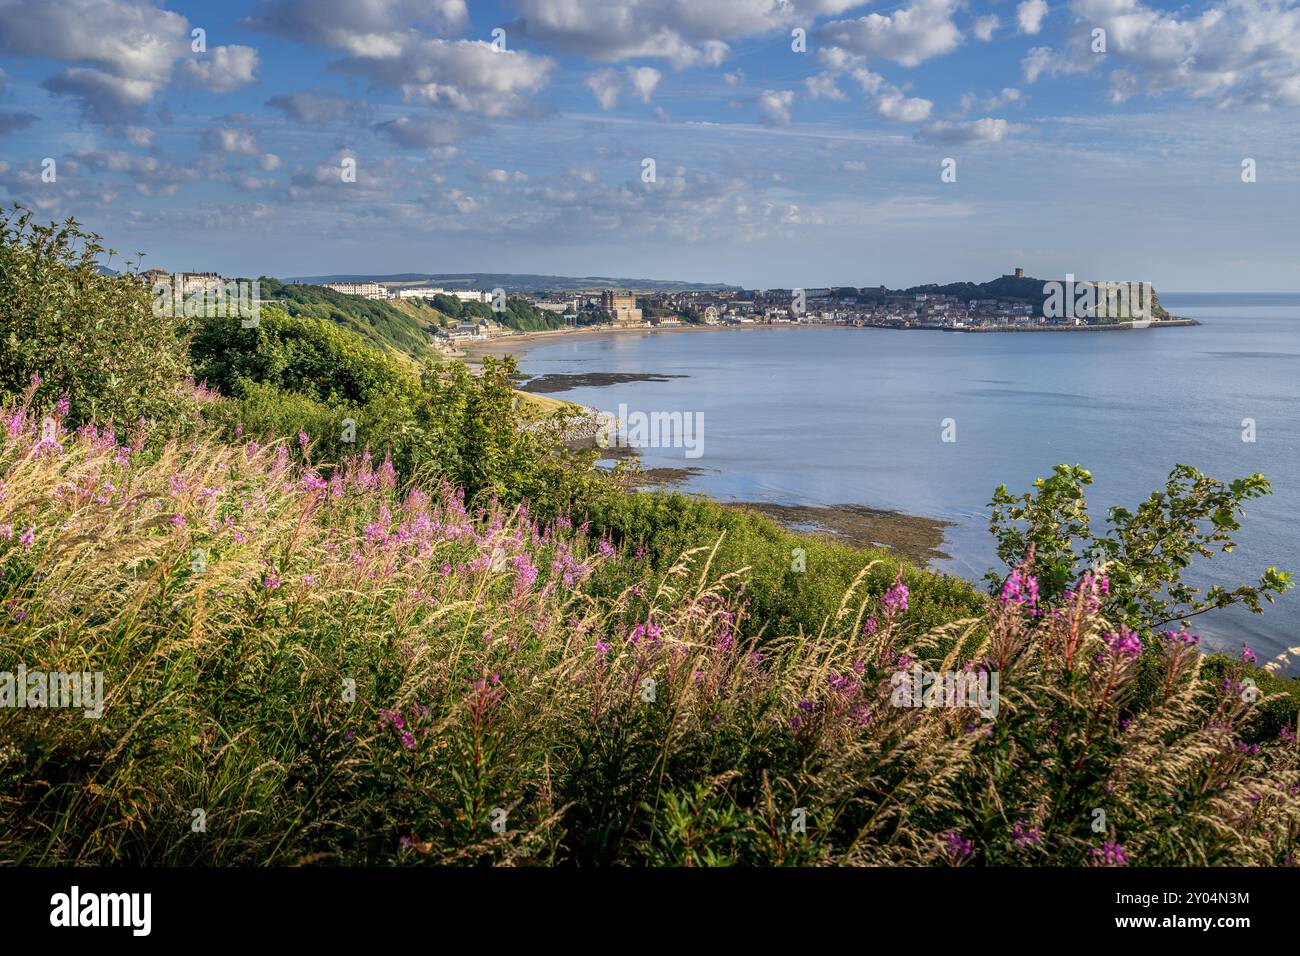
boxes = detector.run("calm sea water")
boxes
[513,295,1300,671]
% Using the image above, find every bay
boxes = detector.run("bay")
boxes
[508,294,1300,671]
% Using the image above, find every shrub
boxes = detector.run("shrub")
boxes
[0,207,193,433]
[190,309,419,407]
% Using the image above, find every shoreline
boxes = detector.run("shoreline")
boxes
[462,316,1200,361]
[563,432,954,568]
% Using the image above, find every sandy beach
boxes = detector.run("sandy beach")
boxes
[461,322,824,361]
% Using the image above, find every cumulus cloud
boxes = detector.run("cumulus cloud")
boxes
[756,89,795,126]
[71,148,202,195]
[811,49,933,123]
[584,69,622,110]
[818,0,964,68]
[242,0,469,51]
[915,117,1019,144]
[41,69,158,125]
[1016,0,1049,35]
[266,92,370,124]
[177,45,260,92]
[626,66,662,103]
[0,0,256,125]
[973,15,1000,41]
[804,72,846,100]
[1024,0,1300,109]
[331,39,554,118]
[203,127,259,155]
[510,0,863,68]
[961,87,1023,112]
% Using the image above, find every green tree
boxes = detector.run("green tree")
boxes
[0,206,193,430]
[987,463,1291,630]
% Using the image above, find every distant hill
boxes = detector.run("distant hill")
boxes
[284,272,739,293]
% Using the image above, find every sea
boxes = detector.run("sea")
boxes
[507,294,1300,672]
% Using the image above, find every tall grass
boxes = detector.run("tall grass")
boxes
[1,391,1296,865]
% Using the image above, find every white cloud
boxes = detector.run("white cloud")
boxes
[916,117,1019,144]
[757,89,795,126]
[1024,0,1300,109]
[1017,0,1049,35]
[804,73,846,100]
[333,39,554,117]
[510,0,867,67]
[0,0,258,125]
[42,69,158,124]
[973,15,1000,41]
[177,45,260,93]
[961,87,1023,112]
[203,127,259,155]
[242,0,468,50]
[813,49,934,123]
[818,0,964,68]
[584,69,622,110]
[626,66,662,104]
[876,90,933,121]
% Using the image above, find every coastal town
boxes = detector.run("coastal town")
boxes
[136,266,1195,353]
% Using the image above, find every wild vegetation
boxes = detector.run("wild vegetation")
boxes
[1,209,1296,866]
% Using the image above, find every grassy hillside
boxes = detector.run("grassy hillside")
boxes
[257,277,439,360]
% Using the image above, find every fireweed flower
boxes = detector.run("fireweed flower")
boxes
[19,526,35,550]
[1103,628,1143,660]
[882,573,909,614]
[1240,644,1257,665]
[1011,821,1043,848]
[999,569,1039,608]
[629,622,662,645]
[1090,841,1129,866]
[942,831,974,863]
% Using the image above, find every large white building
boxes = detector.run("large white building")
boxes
[324,282,389,300]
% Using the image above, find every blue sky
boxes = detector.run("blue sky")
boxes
[1,0,1298,289]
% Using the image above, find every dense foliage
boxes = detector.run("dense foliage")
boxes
[0,208,193,432]
[427,292,566,333]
